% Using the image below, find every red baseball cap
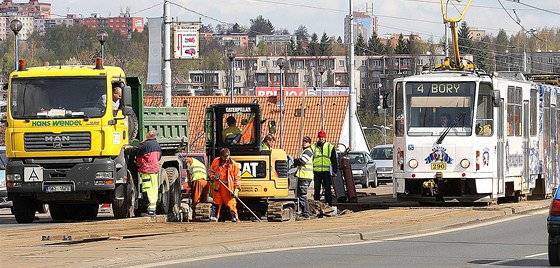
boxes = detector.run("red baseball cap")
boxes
[318,130,326,138]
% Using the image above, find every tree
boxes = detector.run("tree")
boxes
[367,32,384,55]
[249,15,274,38]
[295,39,305,56]
[495,29,509,52]
[294,25,309,42]
[319,32,332,56]
[355,33,367,55]
[394,34,408,54]
[457,21,472,55]
[232,23,246,34]
[307,33,320,56]
[407,34,423,54]
[474,36,493,72]
[200,24,213,33]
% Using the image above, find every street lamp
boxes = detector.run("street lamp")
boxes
[277,57,285,149]
[318,65,326,130]
[96,30,108,64]
[227,49,236,103]
[10,19,22,70]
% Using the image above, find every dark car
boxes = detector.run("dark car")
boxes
[346,151,377,188]
[548,189,560,265]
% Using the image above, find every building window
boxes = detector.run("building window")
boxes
[362,60,367,66]
[234,75,241,83]
[191,74,203,83]
[339,60,345,67]
[260,60,267,67]
[257,74,267,83]
[360,82,367,89]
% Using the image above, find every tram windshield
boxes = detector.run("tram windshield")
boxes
[405,81,475,136]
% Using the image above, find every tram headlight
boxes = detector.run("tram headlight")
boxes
[460,159,470,168]
[408,159,418,169]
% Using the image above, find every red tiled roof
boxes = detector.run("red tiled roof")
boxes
[144,96,349,156]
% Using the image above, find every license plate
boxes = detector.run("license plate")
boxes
[431,163,446,170]
[44,184,73,193]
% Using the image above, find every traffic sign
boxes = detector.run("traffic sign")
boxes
[173,22,200,59]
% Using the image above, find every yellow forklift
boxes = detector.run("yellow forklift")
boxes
[198,103,295,221]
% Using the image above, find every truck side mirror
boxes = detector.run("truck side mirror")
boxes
[123,86,132,107]
[492,90,501,107]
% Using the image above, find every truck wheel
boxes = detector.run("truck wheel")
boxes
[50,204,68,221]
[113,182,135,219]
[12,195,37,223]
[166,167,181,212]
[124,107,138,141]
[156,171,170,214]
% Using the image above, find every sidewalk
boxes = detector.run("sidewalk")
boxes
[1,196,551,268]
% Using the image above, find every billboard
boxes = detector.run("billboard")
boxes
[255,87,349,96]
[173,22,200,59]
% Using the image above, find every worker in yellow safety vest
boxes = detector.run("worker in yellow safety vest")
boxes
[293,136,313,219]
[261,134,276,150]
[311,130,338,206]
[185,157,209,220]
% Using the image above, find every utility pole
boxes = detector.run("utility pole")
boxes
[163,0,172,107]
[348,0,356,150]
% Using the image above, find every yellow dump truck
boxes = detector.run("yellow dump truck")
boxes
[5,60,188,223]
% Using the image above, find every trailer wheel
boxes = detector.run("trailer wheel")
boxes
[166,167,181,212]
[156,171,170,215]
[12,195,37,223]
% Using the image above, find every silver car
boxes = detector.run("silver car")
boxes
[347,151,377,188]
[370,144,393,185]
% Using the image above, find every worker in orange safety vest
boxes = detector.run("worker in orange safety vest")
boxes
[208,148,241,222]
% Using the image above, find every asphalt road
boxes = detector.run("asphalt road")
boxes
[157,211,550,268]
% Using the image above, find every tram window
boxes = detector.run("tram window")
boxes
[395,82,404,137]
[530,88,537,136]
[476,83,493,136]
[506,86,522,137]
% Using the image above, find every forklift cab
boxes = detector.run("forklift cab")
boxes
[205,104,263,160]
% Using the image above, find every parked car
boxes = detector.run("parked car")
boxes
[0,146,11,209]
[370,144,394,185]
[548,189,560,265]
[346,151,377,188]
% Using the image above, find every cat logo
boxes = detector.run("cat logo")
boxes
[236,161,264,178]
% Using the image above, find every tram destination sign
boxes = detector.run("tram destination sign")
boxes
[406,82,475,96]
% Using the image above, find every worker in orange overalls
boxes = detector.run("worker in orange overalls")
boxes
[240,115,255,145]
[208,148,241,222]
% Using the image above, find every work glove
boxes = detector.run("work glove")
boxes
[233,188,240,198]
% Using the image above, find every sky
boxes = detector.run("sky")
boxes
[52,0,560,42]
